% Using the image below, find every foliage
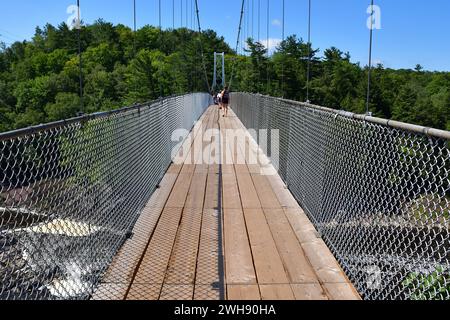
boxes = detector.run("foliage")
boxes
[0,20,449,132]
[402,266,450,300]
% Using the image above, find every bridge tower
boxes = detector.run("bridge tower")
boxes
[212,52,226,92]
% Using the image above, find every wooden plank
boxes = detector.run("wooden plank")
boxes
[221,117,238,166]
[99,172,179,289]
[204,173,219,210]
[145,174,179,208]
[262,208,319,284]
[165,173,194,208]
[101,206,164,285]
[222,164,235,174]
[101,107,214,301]
[290,284,328,300]
[172,107,210,167]
[160,285,195,300]
[251,174,282,209]
[91,283,129,301]
[222,173,241,209]
[266,174,299,208]
[163,208,203,286]
[243,209,289,284]
[126,207,183,300]
[227,285,261,300]
[194,286,221,301]
[167,164,183,174]
[184,173,208,209]
[323,283,361,300]
[223,110,360,300]
[160,108,216,300]
[285,208,355,286]
[195,164,210,173]
[234,164,250,174]
[283,208,321,244]
[180,164,197,175]
[194,209,221,300]
[223,208,257,285]
[227,115,290,287]
[193,107,222,300]
[126,284,161,301]
[301,241,354,285]
[259,285,295,300]
[235,172,261,209]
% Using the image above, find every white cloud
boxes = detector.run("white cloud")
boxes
[272,19,281,27]
[261,38,282,54]
[372,59,384,66]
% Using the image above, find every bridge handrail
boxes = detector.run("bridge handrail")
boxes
[231,92,449,301]
[0,92,211,300]
[247,92,450,139]
[0,92,205,141]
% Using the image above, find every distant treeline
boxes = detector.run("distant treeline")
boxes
[0,19,448,133]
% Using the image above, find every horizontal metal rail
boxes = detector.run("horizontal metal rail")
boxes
[0,93,197,142]
[266,93,450,140]
[0,93,211,300]
[231,92,450,300]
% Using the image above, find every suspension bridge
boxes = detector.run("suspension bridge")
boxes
[0,0,449,301]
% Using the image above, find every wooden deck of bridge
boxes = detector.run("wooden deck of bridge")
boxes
[92,106,360,301]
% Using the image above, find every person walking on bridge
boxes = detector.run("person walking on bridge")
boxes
[221,86,230,117]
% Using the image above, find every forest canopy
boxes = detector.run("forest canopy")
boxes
[0,19,449,133]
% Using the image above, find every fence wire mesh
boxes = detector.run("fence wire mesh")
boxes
[0,93,211,300]
[231,92,450,300]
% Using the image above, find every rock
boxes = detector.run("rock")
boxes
[0,207,49,230]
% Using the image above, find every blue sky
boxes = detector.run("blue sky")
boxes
[0,0,449,71]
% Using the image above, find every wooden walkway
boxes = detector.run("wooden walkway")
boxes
[93,106,360,301]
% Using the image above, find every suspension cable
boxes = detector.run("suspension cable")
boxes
[252,0,254,39]
[159,0,162,29]
[77,0,84,112]
[306,0,312,103]
[194,0,211,93]
[133,0,137,56]
[229,0,246,90]
[281,0,285,97]
[173,0,175,29]
[158,0,163,96]
[247,0,250,42]
[366,0,374,115]
[258,0,261,42]
[186,0,188,29]
[191,0,194,30]
[266,0,270,93]
[193,0,195,30]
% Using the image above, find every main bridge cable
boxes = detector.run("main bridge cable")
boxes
[158,0,164,97]
[281,0,285,97]
[159,0,162,29]
[266,0,270,93]
[194,0,212,94]
[76,0,84,113]
[366,0,375,115]
[306,0,312,103]
[258,0,261,42]
[229,0,246,90]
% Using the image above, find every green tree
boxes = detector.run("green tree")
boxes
[44,92,81,121]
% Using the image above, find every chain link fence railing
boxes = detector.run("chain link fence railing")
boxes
[0,93,211,300]
[231,92,450,300]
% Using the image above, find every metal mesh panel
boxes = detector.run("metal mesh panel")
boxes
[231,92,450,300]
[0,93,211,300]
